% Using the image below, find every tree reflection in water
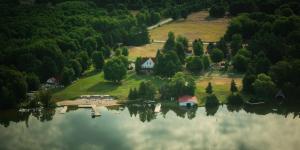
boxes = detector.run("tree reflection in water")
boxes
[1,102,300,127]
[0,108,55,127]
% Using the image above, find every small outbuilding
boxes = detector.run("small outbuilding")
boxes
[178,96,198,107]
[46,77,59,85]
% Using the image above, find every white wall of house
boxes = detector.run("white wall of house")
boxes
[179,102,197,107]
[141,59,155,69]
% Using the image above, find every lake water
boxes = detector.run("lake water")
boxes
[0,104,300,150]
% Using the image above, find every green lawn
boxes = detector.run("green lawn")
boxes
[52,71,165,101]
[195,72,243,106]
[52,69,244,106]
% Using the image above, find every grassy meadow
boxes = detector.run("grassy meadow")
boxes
[195,73,243,105]
[150,11,229,42]
[128,11,229,60]
[52,71,165,101]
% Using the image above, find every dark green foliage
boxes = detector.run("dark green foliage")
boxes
[154,51,181,77]
[138,81,156,100]
[230,79,238,93]
[121,47,129,56]
[175,42,186,63]
[159,72,196,100]
[77,51,90,71]
[92,51,105,71]
[176,35,189,52]
[207,42,215,54]
[230,34,243,56]
[229,0,256,16]
[209,5,226,18]
[206,82,213,94]
[202,56,210,70]
[205,94,219,107]
[163,32,176,51]
[61,67,75,86]
[103,57,127,83]
[0,66,27,108]
[192,39,204,56]
[40,57,59,82]
[227,94,244,105]
[37,90,55,108]
[186,56,203,73]
[252,74,276,100]
[128,88,139,100]
[70,59,82,77]
[242,73,256,93]
[135,57,142,74]
[216,37,228,57]
[128,81,156,100]
[254,52,271,74]
[232,54,249,72]
[26,73,40,91]
[210,48,224,63]
[100,47,111,58]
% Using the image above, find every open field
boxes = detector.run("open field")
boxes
[52,71,165,101]
[129,11,228,59]
[150,11,229,42]
[128,43,163,60]
[195,72,243,105]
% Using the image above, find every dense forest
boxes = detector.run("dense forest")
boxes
[0,0,208,108]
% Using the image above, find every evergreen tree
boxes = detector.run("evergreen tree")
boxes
[164,32,176,51]
[193,39,204,56]
[202,56,210,70]
[230,79,238,94]
[206,82,213,94]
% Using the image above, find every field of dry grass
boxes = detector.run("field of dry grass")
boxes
[128,43,164,60]
[150,11,229,42]
[129,11,229,59]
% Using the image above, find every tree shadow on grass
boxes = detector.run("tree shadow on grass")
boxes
[87,81,119,93]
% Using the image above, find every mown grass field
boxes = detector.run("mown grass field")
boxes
[150,11,229,42]
[52,71,165,101]
[195,73,243,105]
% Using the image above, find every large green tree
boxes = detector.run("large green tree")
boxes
[103,57,127,83]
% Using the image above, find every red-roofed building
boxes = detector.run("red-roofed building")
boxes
[178,96,198,107]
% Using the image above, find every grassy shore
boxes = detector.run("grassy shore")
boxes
[52,69,243,106]
[52,71,165,102]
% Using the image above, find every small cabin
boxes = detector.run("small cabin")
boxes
[46,77,58,85]
[139,57,156,74]
[141,57,155,69]
[178,96,198,107]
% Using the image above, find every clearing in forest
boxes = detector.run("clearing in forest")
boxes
[129,11,229,59]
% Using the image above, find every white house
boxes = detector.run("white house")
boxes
[178,96,198,107]
[141,58,155,69]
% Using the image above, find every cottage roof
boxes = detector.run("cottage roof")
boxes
[141,57,156,64]
[178,96,197,103]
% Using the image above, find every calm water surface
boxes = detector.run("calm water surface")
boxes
[0,104,300,150]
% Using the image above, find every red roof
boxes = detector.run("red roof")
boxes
[178,96,197,103]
